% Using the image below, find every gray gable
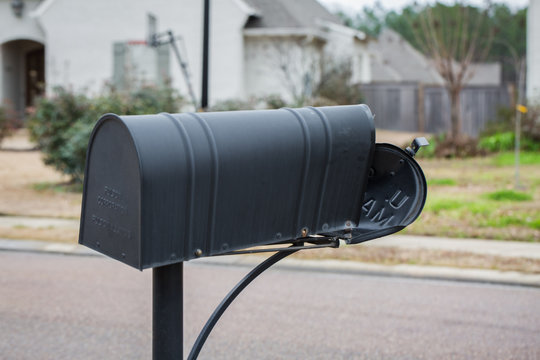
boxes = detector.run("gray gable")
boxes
[243,0,342,29]
[369,28,501,86]
[368,28,443,84]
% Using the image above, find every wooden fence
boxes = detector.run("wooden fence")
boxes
[360,83,511,137]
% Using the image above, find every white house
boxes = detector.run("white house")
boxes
[527,0,540,102]
[243,0,369,103]
[0,0,369,116]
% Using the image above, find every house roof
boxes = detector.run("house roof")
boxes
[368,28,444,85]
[242,0,342,29]
[369,28,501,86]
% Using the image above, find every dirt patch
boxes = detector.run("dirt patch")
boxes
[375,129,430,146]
[0,130,81,218]
[0,128,35,150]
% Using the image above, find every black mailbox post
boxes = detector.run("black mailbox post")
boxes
[79,104,428,359]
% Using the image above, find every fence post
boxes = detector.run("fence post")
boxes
[417,83,425,133]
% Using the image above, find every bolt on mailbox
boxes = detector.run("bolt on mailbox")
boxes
[78,104,428,359]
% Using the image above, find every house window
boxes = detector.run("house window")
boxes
[112,42,170,90]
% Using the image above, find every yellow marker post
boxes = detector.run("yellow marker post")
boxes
[516,104,528,114]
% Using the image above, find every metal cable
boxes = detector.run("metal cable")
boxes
[187,245,300,359]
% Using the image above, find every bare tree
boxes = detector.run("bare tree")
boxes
[408,3,494,140]
[271,37,324,106]
[269,38,362,106]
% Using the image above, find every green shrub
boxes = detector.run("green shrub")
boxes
[210,98,256,111]
[28,88,90,158]
[479,131,540,153]
[28,85,183,183]
[480,105,540,153]
[128,86,182,114]
[416,134,443,158]
[482,107,514,134]
[416,133,484,159]
[58,120,95,182]
[263,95,287,109]
[478,131,514,152]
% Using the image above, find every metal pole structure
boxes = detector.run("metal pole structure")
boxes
[201,0,210,110]
[153,262,183,360]
[515,58,526,190]
[168,31,198,109]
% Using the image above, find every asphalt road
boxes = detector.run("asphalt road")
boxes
[1,251,539,360]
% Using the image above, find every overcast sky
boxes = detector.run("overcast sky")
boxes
[319,0,529,13]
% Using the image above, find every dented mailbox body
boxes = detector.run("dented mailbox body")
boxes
[79,105,377,270]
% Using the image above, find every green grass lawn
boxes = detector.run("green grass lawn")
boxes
[404,152,540,242]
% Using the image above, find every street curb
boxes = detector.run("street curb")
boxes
[2,238,539,288]
[193,256,540,288]
[0,238,98,256]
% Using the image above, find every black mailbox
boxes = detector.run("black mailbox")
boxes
[79,104,426,270]
[79,104,428,359]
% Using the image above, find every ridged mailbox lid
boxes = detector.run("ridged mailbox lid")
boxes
[79,105,375,269]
